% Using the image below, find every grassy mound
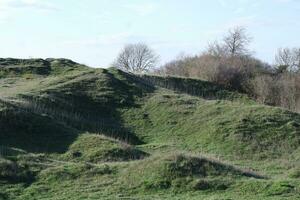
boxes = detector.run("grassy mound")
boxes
[0,58,87,78]
[0,102,78,153]
[0,58,300,199]
[14,162,120,200]
[122,153,263,192]
[60,134,148,163]
[3,67,153,144]
[123,91,300,159]
[138,74,252,102]
[0,58,50,78]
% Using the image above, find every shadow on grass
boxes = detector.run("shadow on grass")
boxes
[0,68,155,154]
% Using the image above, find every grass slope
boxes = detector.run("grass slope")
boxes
[122,90,300,159]
[0,58,299,199]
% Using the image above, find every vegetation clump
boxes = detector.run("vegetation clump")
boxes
[0,158,35,183]
[123,153,263,192]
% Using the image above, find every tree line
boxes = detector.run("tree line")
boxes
[113,27,300,113]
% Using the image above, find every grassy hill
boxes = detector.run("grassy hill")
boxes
[0,58,299,199]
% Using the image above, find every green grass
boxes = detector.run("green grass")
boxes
[0,99,78,153]
[59,134,148,163]
[0,58,300,199]
[122,90,300,160]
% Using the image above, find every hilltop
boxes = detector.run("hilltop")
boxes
[0,58,299,200]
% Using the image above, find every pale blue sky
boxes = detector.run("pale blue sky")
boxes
[0,0,299,67]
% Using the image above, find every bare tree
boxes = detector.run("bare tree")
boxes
[275,47,300,72]
[295,48,300,72]
[223,26,252,57]
[205,26,252,58]
[275,48,293,73]
[206,41,228,58]
[114,43,159,73]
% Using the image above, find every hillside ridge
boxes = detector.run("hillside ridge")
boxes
[0,58,299,199]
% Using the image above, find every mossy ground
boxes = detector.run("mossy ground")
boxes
[0,59,299,199]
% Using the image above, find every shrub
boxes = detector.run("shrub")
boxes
[251,73,300,112]
[0,159,35,183]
